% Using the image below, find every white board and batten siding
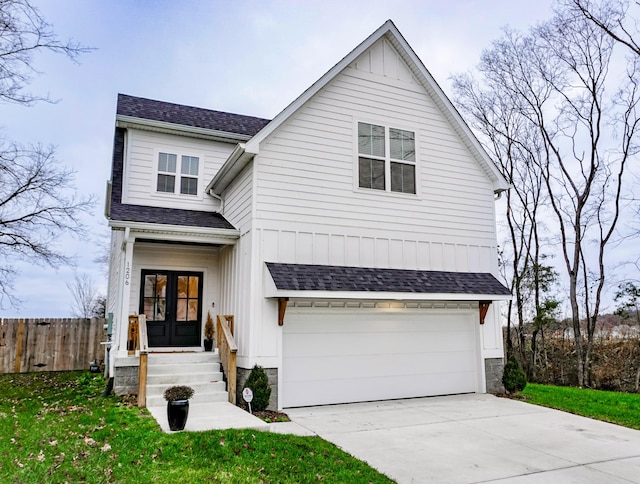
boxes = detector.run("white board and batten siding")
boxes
[217,161,258,362]
[253,37,499,264]
[106,229,125,318]
[245,37,505,391]
[281,302,481,408]
[122,129,235,212]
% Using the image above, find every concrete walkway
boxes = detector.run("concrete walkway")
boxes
[148,401,269,432]
[285,394,640,484]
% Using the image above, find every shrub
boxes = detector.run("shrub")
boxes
[243,364,271,411]
[502,356,527,393]
[204,312,214,340]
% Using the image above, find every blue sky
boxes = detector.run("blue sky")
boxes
[2,0,566,317]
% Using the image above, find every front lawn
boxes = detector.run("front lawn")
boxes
[0,371,392,483]
[520,383,640,430]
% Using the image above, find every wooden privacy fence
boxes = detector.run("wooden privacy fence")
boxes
[0,318,107,374]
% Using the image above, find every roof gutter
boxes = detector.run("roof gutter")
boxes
[109,220,240,245]
[115,115,252,143]
[206,143,257,196]
[264,289,512,301]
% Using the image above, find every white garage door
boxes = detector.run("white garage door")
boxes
[282,306,480,407]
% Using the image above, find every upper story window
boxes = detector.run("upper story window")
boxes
[156,152,199,196]
[357,122,416,194]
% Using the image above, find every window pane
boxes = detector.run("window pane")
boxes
[177,276,188,298]
[157,174,175,192]
[180,177,198,195]
[188,276,199,298]
[157,275,167,297]
[176,299,186,321]
[188,300,198,321]
[158,153,176,172]
[144,275,156,297]
[390,128,415,161]
[155,298,166,321]
[143,298,155,320]
[359,157,385,190]
[181,156,199,176]
[358,123,385,157]
[391,162,416,194]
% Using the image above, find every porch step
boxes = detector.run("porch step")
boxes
[147,371,224,386]
[145,351,229,408]
[148,351,220,365]
[147,363,222,377]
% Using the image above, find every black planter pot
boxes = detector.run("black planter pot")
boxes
[167,400,190,431]
[203,339,213,352]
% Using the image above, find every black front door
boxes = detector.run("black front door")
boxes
[141,270,203,347]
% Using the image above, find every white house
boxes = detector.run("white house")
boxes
[105,20,511,409]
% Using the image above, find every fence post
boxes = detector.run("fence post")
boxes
[13,319,25,373]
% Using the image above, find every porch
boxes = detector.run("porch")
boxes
[116,315,265,432]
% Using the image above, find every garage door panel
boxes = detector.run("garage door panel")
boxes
[285,316,472,334]
[282,370,477,408]
[282,308,479,407]
[285,349,476,382]
[284,329,473,358]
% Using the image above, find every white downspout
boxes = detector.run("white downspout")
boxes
[209,190,224,214]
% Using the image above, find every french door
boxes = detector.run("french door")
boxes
[140,270,203,347]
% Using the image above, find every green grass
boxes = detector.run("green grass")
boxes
[520,383,640,430]
[0,372,393,483]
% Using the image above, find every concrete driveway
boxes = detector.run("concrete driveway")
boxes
[285,394,640,483]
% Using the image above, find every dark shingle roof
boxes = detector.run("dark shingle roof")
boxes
[110,203,235,229]
[117,93,271,137]
[266,263,511,296]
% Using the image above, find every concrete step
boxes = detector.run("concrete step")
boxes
[148,352,220,365]
[147,362,221,376]
[146,371,224,386]
[145,351,229,407]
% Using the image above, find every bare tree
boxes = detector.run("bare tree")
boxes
[453,0,640,386]
[0,0,93,308]
[570,0,640,57]
[66,273,103,319]
[0,0,91,105]
[452,69,549,368]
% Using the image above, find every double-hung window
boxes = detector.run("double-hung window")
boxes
[156,152,199,196]
[358,122,416,194]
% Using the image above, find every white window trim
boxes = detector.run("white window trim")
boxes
[152,149,203,199]
[352,118,420,197]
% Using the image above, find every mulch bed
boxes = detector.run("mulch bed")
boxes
[252,409,290,422]
[237,403,290,422]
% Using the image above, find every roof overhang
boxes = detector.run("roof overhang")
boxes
[116,114,252,144]
[264,263,512,301]
[109,220,240,245]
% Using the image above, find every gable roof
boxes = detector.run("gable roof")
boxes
[265,263,511,300]
[116,93,270,141]
[209,20,509,195]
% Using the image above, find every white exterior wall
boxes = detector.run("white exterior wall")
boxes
[122,129,235,211]
[218,162,257,366]
[247,38,503,364]
[106,229,125,318]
